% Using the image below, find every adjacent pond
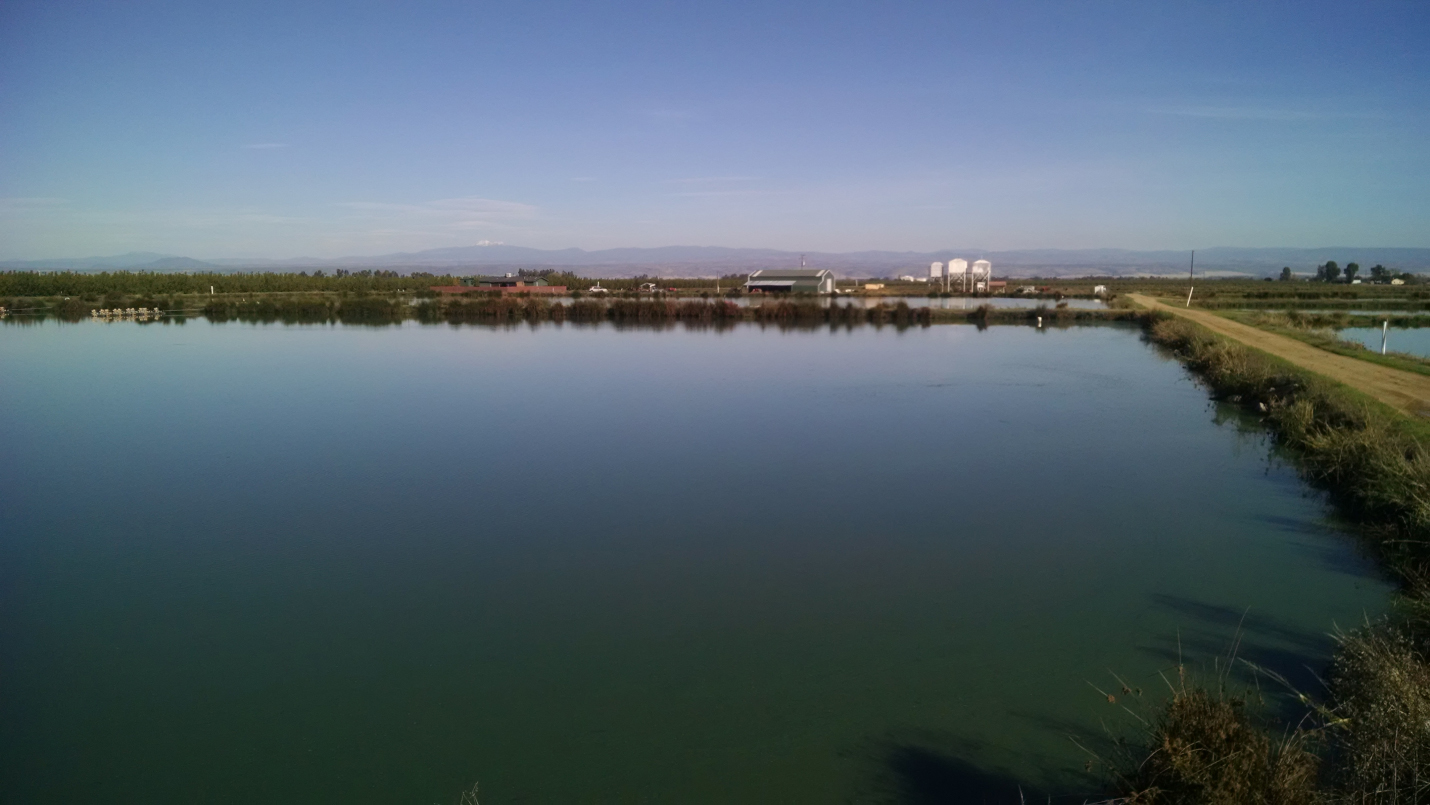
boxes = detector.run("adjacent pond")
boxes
[0,320,1388,803]
[1340,326,1430,358]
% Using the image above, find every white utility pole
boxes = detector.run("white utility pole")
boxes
[1185,250,1195,307]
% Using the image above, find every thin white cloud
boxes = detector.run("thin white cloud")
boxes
[425,197,536,215]
[340,196,535,217]
[670,176,761,184]
[242,142,290,149]
[0,197,67,213]
[336,196,538,237]
[234,213,305,224]
[1147,106,1321,121]
[648,108,696,121]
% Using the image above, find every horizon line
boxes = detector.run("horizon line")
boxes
[6,243,1430,265]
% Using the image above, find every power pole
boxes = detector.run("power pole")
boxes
[1185,250,1195,307]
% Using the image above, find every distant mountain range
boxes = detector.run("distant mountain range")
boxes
[4,245,1429,278]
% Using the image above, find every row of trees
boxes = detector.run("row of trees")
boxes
[1277,262,1416,283]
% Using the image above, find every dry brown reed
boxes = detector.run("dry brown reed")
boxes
[1106,682,1321,804]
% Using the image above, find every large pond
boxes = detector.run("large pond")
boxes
[0,320,1387,803]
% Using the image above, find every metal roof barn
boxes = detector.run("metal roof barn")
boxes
[475,275,548,287]
[744,269,835,294]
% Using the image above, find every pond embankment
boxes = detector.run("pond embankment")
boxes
[1110,310,1430,801]
[1132,293,1430,418]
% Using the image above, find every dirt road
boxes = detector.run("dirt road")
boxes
[1129,294,1430,418]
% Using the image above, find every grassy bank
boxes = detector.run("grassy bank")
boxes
[6,294,1143,329]
[1108,313,1430,803]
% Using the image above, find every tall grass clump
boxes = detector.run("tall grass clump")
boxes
[50,297,95,321]
[1106,675,1321,804]
[1324,624,1430,802]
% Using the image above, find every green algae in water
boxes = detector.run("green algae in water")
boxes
[0,321,1389,803]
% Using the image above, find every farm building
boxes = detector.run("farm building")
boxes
[475,274,548,288]
[744,269,836,294]
[429,273,567,295]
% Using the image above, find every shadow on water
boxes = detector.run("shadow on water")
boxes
[849,732,1098,805]
[1251,513,1386,583]
[1140,594,1342,718]
[878,746,1038,805]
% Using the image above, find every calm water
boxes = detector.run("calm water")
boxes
[1341,326,1430,358]
[1,320,1387,803]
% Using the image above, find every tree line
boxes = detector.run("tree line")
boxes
[1276,262,1418,283]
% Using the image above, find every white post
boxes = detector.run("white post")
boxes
[1185,287,1194,307]
[210,286,214,295]
[1383,320,1389,355]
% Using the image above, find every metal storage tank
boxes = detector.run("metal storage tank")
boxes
[972,259,992,278]
[929,262,944,278]
[948,259,968,276]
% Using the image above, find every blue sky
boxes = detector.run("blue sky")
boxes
[1,0,1426,259]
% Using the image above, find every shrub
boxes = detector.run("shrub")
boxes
[1112,684,1320,804]
[1325,624,1430,802]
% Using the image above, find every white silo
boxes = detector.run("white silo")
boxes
[930,261,944,278]
[948,259,969,292]
[972,260,992,293]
